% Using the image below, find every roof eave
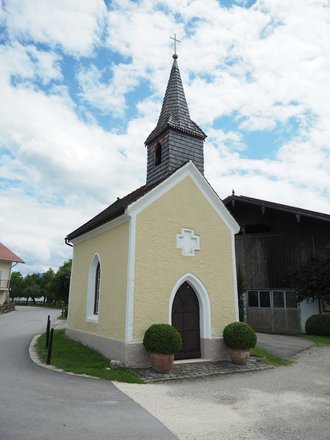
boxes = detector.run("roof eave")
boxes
[145,124,207,146]
[66,207,126,242]
[66,211,130,245]
[224,195,330,223]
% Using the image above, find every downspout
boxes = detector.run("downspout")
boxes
[65,237,73,247]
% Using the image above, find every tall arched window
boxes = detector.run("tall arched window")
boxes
[94,262,101,315]
[87,254,101,321]
[155,142,162,166]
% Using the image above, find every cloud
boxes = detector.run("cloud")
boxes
[78,62,146,116]
[0,42,62,83]
[0,78,146,204]
[0,185,79,274]
[3,0,107,56]
[1,0,330,275]
[106,1,176,67]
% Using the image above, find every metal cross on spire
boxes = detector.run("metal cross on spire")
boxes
[170,33,181,59]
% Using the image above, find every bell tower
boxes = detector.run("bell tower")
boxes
[145,41,206,186]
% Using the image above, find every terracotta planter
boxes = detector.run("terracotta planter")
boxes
[228,348,250,365]
[150,353,174,373]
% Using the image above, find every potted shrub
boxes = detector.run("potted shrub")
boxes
[223,322,257,365]
[143,324,182,373]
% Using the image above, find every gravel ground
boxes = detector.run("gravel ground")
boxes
[115,347,330,440]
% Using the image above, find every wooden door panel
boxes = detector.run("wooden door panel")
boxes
[172,282,201,359]
[172,312,184,331]
[184,312,199,329]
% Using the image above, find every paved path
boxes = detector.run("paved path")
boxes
[134,358,272,382]
[116,346,330,440]
[0,307,176,440]
[256,332,315,358]
[133,331,312,383]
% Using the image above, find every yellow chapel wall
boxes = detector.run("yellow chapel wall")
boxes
[68,221,129,342]
[133,176,237,341]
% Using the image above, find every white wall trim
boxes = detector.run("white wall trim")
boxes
[86,253,101,323]
[71,213,129,245]
[231,233,239,321]
[125,215,136,343]
[168,273,212,338]
[66,245,75,323]
[127,161,240,235]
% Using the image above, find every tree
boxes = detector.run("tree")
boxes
[9,271,24,301]
[290,246,330,308]
[22,273,42,305]
[51,260,72,306]
[9,260,72,307]
[40,268,55,304]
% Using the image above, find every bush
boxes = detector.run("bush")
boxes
[143,324,182,354]
[223,322,257,349]
[305,314,330,336]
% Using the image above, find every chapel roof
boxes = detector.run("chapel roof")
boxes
[66,160,231,242]
[66,178,162,242]
[144,56,206,145]
[223,194,330,223]
[0,242,24,263]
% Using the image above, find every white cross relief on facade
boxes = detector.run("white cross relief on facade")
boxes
[176,228,200,257]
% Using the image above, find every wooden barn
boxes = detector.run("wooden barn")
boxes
[223,194,330,334]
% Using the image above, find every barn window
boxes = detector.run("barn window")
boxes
[247,290,297,309]
[248,291,259,307]
[285,291,297,309]
[273,291,285,308]
[155,142,162,166]
[259,291,270,307]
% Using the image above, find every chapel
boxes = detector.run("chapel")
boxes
[65,48,240,367]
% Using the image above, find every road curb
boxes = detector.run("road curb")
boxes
[28,331,100,380]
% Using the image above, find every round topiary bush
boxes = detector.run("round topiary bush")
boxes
[143,324,182,354]
[223,322,257,349]
[305,314,330,336]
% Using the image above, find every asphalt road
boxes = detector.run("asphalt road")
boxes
[0,306,176,440]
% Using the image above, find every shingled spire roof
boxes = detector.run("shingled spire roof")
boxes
[145,56,206,145]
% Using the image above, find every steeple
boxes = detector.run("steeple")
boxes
[145,50,207,186]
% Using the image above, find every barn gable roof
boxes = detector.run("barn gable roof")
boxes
[223,195,330,223]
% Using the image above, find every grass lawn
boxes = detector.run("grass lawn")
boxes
[251,346,293,366]
[37,329,144,384]
[300,334,330,346]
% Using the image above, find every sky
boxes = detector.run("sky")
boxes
[0,0,329,275]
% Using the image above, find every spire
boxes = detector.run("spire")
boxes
[145,44,207,186]
[145,56,206,145]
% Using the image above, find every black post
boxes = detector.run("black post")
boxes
[45,315,51,349]
[46,328,54,365]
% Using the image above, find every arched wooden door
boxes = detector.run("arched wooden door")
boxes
[171,282,201,360]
